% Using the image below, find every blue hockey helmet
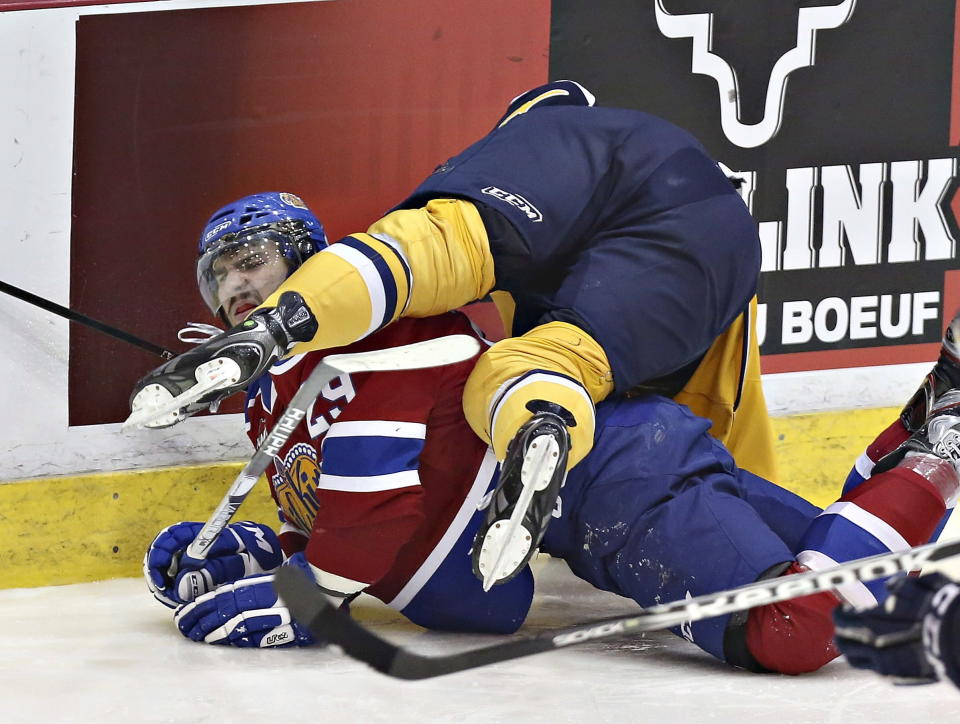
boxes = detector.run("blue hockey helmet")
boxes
[196,192,327,319]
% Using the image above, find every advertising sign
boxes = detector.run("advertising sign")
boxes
[551,0,960,374]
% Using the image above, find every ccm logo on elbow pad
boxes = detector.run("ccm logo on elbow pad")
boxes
[482,186,543,222]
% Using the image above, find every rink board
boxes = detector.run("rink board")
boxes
[0,406,904,589]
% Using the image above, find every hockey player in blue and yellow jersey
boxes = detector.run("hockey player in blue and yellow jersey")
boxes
[129,81,773,585]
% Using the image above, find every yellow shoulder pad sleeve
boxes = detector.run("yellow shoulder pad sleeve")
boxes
[367,198,495,317]
[259,234,411,355]
[258,198,493,356]
[463,321,614,470]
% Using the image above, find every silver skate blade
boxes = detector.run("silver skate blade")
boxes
[123,383,181,430]
[481,435,560,591]
[478,522,532,592]
[122,357,242,430]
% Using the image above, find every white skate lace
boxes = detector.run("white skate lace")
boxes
[178,323,231,415]
[177,322,223,345]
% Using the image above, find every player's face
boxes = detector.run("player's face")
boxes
[212,242,292,326]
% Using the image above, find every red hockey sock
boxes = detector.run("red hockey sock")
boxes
[746,466,948,674]
[865,419,910,463]
[745,563,840,674]
[840,467,947,546]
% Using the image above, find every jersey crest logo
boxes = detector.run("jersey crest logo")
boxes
[482,186,543,222]
[271,441,322,533]
[654,0,857,148]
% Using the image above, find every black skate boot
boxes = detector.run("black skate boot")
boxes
[900,311,960,432]
[471,401,573,590]
[124,291,317,429]
[874,390,960,507]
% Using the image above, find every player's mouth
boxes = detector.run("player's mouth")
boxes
[231,301,259,320]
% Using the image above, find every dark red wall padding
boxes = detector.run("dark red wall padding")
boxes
[0,1,151,10]
[69,0,548,425]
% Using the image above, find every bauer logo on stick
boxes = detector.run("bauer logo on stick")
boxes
[264,408,307,457]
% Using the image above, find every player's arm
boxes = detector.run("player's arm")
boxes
[259,198,495,356]
[171,353,448,647]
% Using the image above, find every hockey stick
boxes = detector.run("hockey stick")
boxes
[180,334,480,565]
[275,535,960,680]
[0,279,175,359]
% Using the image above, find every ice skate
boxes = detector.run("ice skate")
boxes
[900,310,960,432]
[472,402,572,590]
[124,291,317,429]
[874,390,960,507]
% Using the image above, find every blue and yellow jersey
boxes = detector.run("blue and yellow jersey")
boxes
[261,82,776,480]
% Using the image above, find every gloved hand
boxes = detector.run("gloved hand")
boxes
[144,521,283,608]
[834,572,960,686]
[174,552,320,648]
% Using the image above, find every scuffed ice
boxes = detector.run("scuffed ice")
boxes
[1,557,958,723]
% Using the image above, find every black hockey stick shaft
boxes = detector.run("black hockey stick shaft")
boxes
[276,536,960,680]
[276,566,555,678]
[0,279,175,359]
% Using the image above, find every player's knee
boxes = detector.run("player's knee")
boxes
[407,607,528,635]
[464,363,597,469]
[401,567,535,635]
[740,565,842,674]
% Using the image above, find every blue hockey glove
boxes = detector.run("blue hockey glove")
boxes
[834,572,960,686]
[174,552,320,648]
[144,521,283,608]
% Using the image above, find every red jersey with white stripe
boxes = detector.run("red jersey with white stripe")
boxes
[244,312,493,603]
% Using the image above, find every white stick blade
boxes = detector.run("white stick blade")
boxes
[324,334,480,374]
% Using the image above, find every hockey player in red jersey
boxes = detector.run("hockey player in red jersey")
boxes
[145,192,520,646]
[144,190,957,678]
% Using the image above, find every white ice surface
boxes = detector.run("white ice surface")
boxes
[2,558,958,724]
